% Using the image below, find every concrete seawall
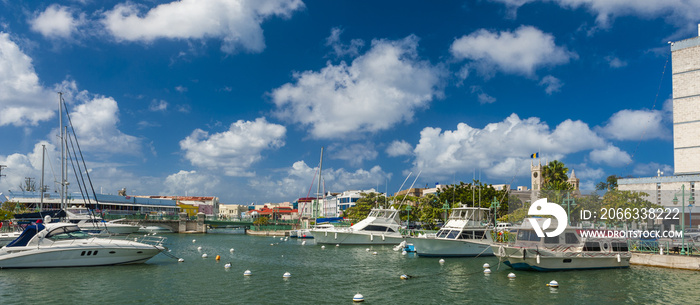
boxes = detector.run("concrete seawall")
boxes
[631,253,700,271]
[246,230,289,237]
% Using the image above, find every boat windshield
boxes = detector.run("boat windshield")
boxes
[46,226,92,241]
[516,230,541,242]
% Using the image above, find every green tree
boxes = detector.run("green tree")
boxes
[344,192,389,222]
[253,216,269,226]
[596,175,620,191]
[543,160,569,186]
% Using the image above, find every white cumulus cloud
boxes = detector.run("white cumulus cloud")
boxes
[589,144,632,167]
[101,0,305,53]
[450,26,575,77]
[328,142,378,166]
[489,0,700,29]
[65,95,142,156]
[29,4,84,39]
[386,140,413,157]
[597,109,669,141]
[179,117,286,176]
[272,35,444,139]
[0,32,54,126]
[164,170,220,196]
[248,160,391,201]
[412,114,606,180]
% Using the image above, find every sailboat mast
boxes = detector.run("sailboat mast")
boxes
[40,144,45,211]
[59,92,65,209]
[316,147,323,218]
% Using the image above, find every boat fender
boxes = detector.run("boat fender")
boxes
[335,232,338,239]
[522,249,526,260]
[325,231,328,237]
[616,253,621,263]
[381,234,385,241]
[536,254,541,264]
[370,234,374,241]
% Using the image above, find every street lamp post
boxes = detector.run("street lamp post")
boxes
[689,193,695,230]
[562,193,577,226]
[406,205,411,230]
[491,196,500,229]
[673,185,689,255]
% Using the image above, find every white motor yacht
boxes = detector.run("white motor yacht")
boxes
[491,218,631,271]
[0,217,166,268]
[65,209,140,235]
[311,208,403,245]
[406,207,493,257]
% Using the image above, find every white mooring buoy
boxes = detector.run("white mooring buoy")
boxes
[244,270,252,276]
[401,251,407,255]
[178,258,184,262]
[321,245,326,249]
[336,244,339,247]
[547,280,559,288]
[230,248,235,253]
[483,263,490,269]
[439,259,445,264]
[484,268,491,274]
[365,248,370,252]
[353,293,364,302]
[508,273,516,279]
[197,246,202,251]
[202,253,208,258]
[283,272,291,278]
[224,263,232,269]
[372,251,378,255]
[302,241,307,245]
[192,239,196,243]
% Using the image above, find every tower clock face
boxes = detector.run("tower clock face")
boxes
[533,172,538,178]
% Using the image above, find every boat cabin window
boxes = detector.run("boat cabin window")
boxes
[516,230,541,242]
[583,242,601,252]
[544,236,560,244]
[363,225,396,233]
[612,242,628,252]
[446,230,459,239]
[565,233,579,244]
[46,226,91,240]
[460,231,485,240]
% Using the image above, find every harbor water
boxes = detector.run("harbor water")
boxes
[1,233,699,304]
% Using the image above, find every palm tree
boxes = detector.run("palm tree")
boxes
[543,160,568,186]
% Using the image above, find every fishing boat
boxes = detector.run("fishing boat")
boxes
[491,218,631,271]
[65,208,140,235]
[0,216,166,268]
[311,208,403,245]
[406,206,493,257]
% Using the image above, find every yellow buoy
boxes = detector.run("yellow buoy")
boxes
[215,255,221,261]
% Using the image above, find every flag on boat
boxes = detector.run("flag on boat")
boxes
[530,153,539,158]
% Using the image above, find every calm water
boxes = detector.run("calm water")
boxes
[1,233,699,304]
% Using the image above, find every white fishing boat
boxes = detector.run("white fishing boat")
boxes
[491,218,631,271]
[65,208,140,235]
[0,217,166,268]
[406,207,493,257]
[0,232,22,247]
[311,208,403,245]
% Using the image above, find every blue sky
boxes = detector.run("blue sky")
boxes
[0,0,695,204]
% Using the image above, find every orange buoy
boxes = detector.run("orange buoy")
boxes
[215,255,221,261]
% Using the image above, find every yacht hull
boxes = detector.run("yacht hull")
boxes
[313,230,403,245]
[0,245,164,268]
[407,237,493,257]
[492,245,631,271]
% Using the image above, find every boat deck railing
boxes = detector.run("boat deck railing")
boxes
[108,234,168,247]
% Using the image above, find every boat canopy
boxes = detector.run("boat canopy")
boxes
[6,223,45,247]
[316,217,343,223]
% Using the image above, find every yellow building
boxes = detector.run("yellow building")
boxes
[178,203,199,217]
